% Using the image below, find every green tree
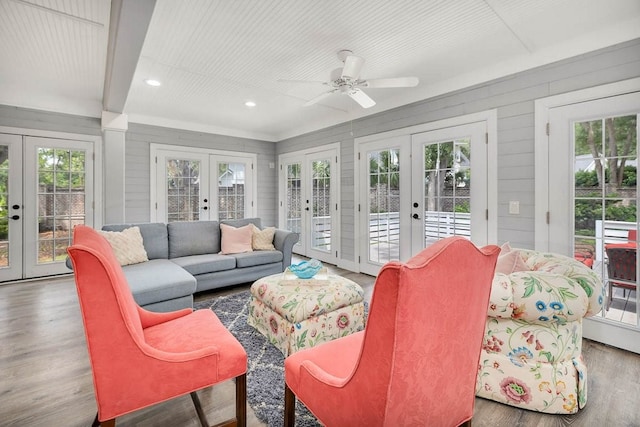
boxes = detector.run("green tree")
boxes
[575,116,637,190]
[424,140,470,211]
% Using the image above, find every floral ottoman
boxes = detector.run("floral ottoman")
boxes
[247,272,366,356]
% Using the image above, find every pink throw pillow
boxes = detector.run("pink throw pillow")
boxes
[220,224,254,255]
[495,242,529,274]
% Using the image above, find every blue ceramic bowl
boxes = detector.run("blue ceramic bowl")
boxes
[289,259,322,279]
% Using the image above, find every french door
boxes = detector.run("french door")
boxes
[358,121,489,275]
[152,145,256,222]
[0,133,96,281]
[279,145,339,265]
[545,90,639,353]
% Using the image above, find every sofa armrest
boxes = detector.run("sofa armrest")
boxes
[273,229,299,269]
[488,270,593,323]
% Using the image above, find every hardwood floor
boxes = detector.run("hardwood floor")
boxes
[1,265,639,426]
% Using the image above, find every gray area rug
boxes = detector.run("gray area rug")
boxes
[194,291,322,427]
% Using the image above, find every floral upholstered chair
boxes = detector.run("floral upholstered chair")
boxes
[476,244,604,414]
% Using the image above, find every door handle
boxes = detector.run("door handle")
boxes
[412,213,420,220]
[305,207,310,211]
[10,215,19,220]
[12,204,20,210]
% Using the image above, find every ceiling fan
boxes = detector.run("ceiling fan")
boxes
[283,50,419,109]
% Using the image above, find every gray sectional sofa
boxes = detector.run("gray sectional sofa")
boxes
[81,218,298,312]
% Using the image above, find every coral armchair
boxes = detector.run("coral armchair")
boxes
[67,225,247,427]
[284,237,500,426]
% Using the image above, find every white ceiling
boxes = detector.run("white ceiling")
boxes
[1,0,639,142]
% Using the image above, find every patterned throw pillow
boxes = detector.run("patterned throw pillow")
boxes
[98,226,148,266]
[251,224,276,250]
[220,223,254,254]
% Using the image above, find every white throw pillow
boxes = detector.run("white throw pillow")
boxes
[98,226,149,266]
[251,224,276,250]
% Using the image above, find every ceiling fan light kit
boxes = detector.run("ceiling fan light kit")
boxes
[287,49,419,109]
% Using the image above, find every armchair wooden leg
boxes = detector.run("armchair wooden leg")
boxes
[92,413,115,427]
[459,419,472,427]
[284,383,296,427]
[236,373,247,427]
[208,374,246,427]
[191,391,209,427]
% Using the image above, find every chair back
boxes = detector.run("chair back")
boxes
[357,237,499,425]
[67,226,147,408]
[606,246,637,286]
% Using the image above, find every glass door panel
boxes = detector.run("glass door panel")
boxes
[0,134,22,282]
[547,90,639,352]
[285,162,303,252]
[418,139,472,248]
[306,151,337,264]
[411,122,486,256]
[36,148,86,264]
[279,147,339,264]
[573,114,638,327]
[166,158,203,222]
[311,159,331,253]
[367,148,401,264]
[215,159,250,220]
[24,137,94,278]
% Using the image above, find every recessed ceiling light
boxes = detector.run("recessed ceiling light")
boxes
[145,79,161,87]
[245,101,256,107]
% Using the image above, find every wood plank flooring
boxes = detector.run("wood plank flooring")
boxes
[1,265,639,426]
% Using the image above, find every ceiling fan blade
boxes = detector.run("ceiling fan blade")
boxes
[348,88,376,108]
[362,77,419,88]
[341,55,365,79]
[277,79,327,85]
[303,90,336,107]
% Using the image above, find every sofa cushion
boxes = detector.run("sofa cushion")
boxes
[102,223,169,260]
[170,253,236,276]
[98,226,148,266]
[121,259,197,306]
[233,250,283,268]
[168,221,220,258]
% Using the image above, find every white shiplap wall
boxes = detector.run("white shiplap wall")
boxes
[276,38,640,263]
[0,39,638,267]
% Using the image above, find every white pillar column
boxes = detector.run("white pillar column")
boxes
[101,111,128,224]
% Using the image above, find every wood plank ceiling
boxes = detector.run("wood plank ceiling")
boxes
[0,0,639,141]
